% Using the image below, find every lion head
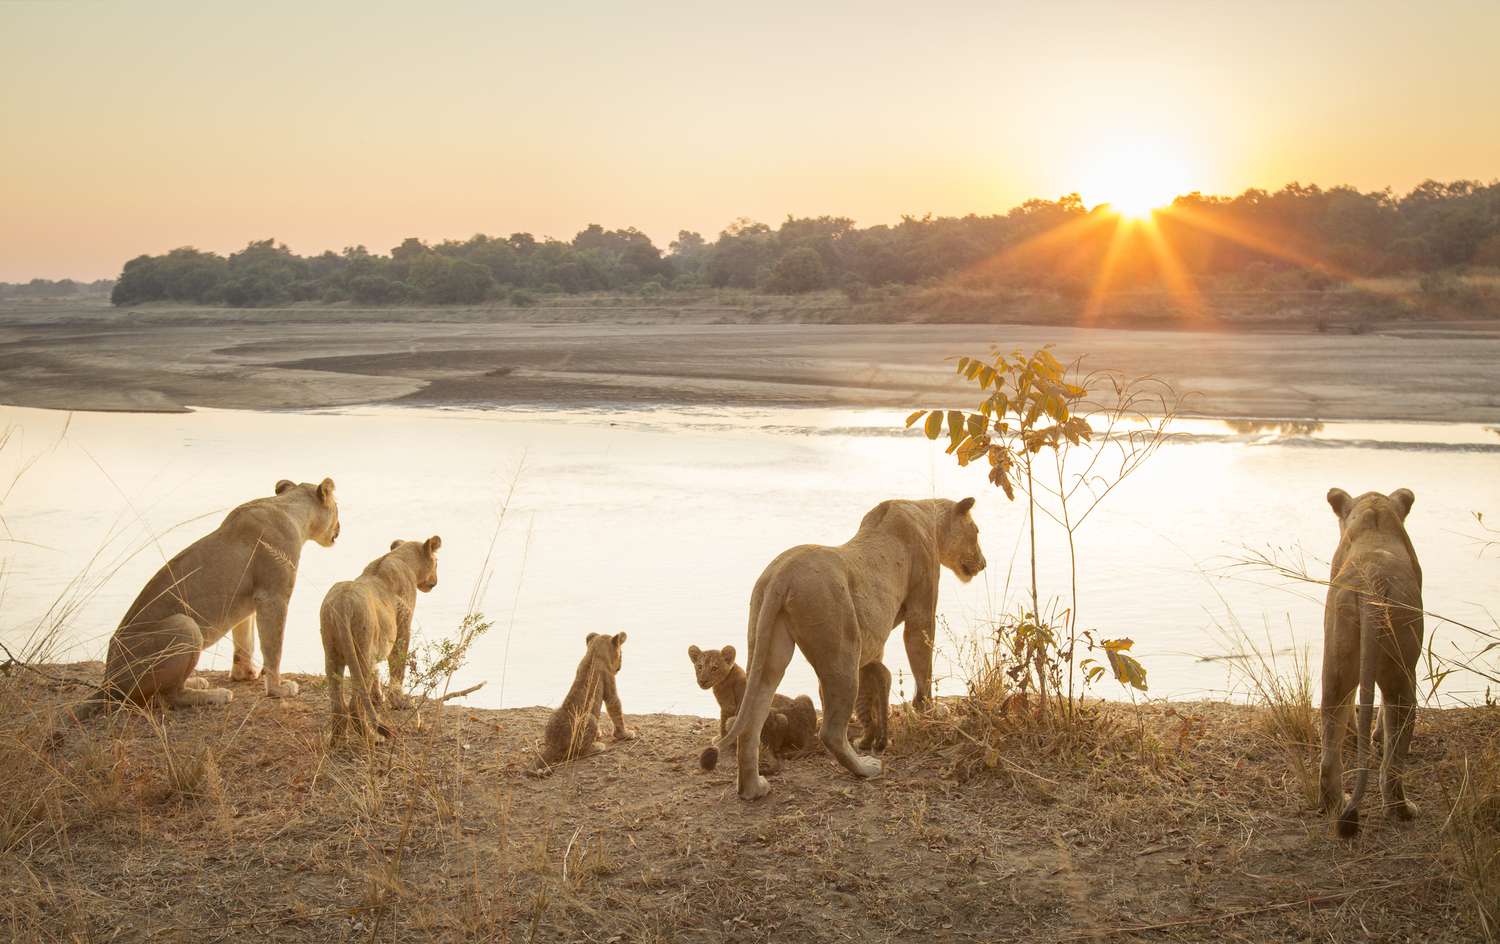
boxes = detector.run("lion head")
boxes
[275,477,340,547]
[688,644,737,689]
[938,496,986,583]
[585,631,627,673]
[389,535,442,592]
[1327,487,1415,537]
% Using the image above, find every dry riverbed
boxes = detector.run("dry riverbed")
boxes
[2,300,1500,420]
[2,664,1495,943]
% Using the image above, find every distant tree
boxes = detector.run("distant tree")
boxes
[350,275,410,305]
[764,246,828,293]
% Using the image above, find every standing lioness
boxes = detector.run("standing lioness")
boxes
[705,497,986,801]
[70,478,340,721]
[1320,487,1424,837]
[321,536,441,742]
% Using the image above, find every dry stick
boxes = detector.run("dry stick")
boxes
[1056,877,1425,940]
[429,681,485,704]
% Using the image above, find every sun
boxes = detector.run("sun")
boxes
[1078,137,1188,220]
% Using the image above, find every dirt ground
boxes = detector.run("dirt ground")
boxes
[2,299,1500,421]
[3,663,1494,943]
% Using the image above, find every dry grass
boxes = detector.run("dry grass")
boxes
[1445,738,1500,940]
[0,662,1494,942]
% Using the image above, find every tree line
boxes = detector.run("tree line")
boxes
[108,180,1500,308]
[0,278,114,300]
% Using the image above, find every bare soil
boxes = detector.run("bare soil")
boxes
[2,298,1500,420]
[3,663,1495,943]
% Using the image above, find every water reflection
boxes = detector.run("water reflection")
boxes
[1222,419,1325,436]
[0,404,1496,711]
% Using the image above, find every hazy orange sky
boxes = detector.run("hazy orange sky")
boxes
[3,0,1497,281]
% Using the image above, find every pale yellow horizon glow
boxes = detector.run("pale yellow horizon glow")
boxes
[2,0,1498,281]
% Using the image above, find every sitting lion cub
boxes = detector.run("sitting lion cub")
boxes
[690,644,818,774]
[534,632,636,771]
[320,536,441,742]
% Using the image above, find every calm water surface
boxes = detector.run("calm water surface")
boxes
[1,404,1496,711]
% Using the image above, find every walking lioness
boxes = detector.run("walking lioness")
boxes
[320,536,441,742]
[1320,487,1424,837]
[69,478,340,721]
[704,497,986,800]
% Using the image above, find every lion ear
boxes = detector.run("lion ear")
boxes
[1389,488,1415,520]
[586,632,600,644]
[275,479,296,495]
[390,539,403,551]
[1326,488,1352,517]
[956,496,976,516]
[613,632,627,648]
[318,477,336,505]
[688,645,702,661]
[722,644,736,664]
[425,535,442,555]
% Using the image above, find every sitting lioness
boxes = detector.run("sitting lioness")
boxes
[689,643,818,773]
[1320,488,1424,837]
[704,497,986,800]
[69,478,340,721]
[320,536,441,742]
[534,632,636,771]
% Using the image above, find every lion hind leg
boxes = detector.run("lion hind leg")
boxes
[230,615,261,681]
[1380,696,1419,820]
[856,662,891,752]
[106,615,219,710]
[733,622,796,801]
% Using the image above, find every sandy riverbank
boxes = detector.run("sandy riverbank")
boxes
[2,301,1499,421]
[2,663,1494,942]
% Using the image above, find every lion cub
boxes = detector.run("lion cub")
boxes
[320,536,441,742]
[690,644,817,774]
[535,632,636,771]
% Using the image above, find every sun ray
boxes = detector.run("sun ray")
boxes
[1157,203,1352,281]
[1079,216,1132,326]
[1138,215,1209,324]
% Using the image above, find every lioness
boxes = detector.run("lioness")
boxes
[321,536,441,742]
[705,497,985,800]
[534,632,636,771]
[689,643,818,773]
[70,478,340,721]
[1320,488,1423,837]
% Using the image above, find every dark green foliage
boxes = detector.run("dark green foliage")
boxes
[103,179,1500,307]
[765,246,828,293]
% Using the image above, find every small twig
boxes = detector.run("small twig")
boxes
[427,681,485,705]
[0,643,87,687]
[1056,877,1425,939]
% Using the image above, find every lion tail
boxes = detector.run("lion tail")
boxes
[701,576,787,772]
[331,602,384,740]
[1339,592,1382,837]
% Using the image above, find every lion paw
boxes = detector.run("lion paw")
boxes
[853,755,883,779]
[738,774,772,801]
[204,688,233,706]
[385,689,414,710]
[182,677,210,691]
[230,661,262,682]
[265,678,300,698]
[614,727,638,741]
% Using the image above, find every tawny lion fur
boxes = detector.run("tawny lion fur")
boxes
[320,535,441,742]
[689,644,818,773]
[1320,487,1424,838]
[67,478,340,723]
[704,497,987,801]
[534,632,636,771]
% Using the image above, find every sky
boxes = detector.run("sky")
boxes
[2,0,1498,281]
